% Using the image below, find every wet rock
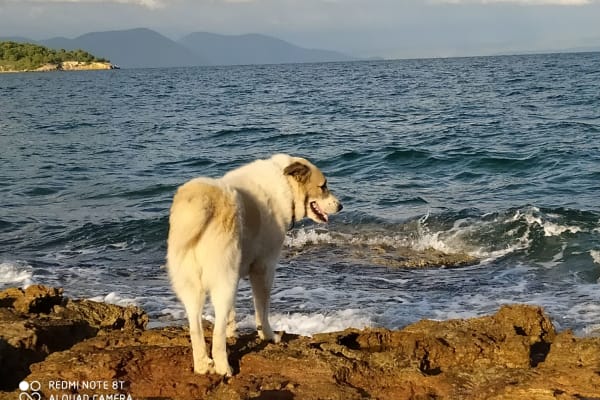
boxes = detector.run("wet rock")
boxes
[367,244,478,268]
[1,287,599,399]
[0,285,147,391]
[284,242,478,268]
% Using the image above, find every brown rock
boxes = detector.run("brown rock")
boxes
[0,285,64,313]
[0,285,147,391]
[2,287,600,399]
[54,299,148,331]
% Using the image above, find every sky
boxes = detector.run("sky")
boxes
[0,0,599,59]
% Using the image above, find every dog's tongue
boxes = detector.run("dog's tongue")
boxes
[315,203,329,222]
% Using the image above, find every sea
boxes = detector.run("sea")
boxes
[1,52,599,336]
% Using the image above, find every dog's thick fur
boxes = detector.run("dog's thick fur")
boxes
[167,154,342,376]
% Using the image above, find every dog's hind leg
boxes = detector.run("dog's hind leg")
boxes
[250,264,281,344]
[182,289,214,374]
[210,270,239,376]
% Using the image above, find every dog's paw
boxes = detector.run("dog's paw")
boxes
[213,361,233,377]
[258,327,282,344]
[257,327,270,341]
[193,357,215,375]
[271,332,282,344]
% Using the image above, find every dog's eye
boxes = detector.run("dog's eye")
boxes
[319,183,328,191]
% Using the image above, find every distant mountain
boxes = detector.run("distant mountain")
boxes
[179,32,354,66]
[40,28,206,68]
[3,28,356,68]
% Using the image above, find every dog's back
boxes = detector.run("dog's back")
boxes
[167,177,242,297]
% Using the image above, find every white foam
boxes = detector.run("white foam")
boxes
[515,207,583,237]
[285,228,345,247]
[581,325,600,336]
[286,218,532,266]
[527,216,581,236]
[412,206,590,263]
[567,301,600,335]
[107,242,129,250]
[236,309,373,336]
[88,292,139,307]
[366,276,410,285]
[412,211,454,253]
[0,262,34,287]
[591,250,600,265]
[414,214,532,262]
[411,230,456,253]
[286,228,408,249]
[190,307,373,336]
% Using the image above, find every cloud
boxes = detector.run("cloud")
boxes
[0,0,165,9]
[434,0,595,4]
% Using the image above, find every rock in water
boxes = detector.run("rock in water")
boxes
[1,286,599,399]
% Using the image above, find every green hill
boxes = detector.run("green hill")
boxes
[0,41,108,72]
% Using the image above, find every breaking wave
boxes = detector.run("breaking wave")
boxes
[286,205,600,267]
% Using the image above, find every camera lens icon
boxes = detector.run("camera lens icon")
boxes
[19,380,41,392]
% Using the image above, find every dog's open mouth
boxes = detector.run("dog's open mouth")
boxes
[310,201,329,223]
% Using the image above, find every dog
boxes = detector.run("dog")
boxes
[166,153,342,376]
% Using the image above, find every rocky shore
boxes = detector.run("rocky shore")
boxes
[0,61,116,73]
[1,285,599,400]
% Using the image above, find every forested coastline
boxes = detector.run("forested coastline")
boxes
[0,41,111,72]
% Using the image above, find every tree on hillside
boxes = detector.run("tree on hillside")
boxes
[0,41,109,70]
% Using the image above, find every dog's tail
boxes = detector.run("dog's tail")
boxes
[166,178,239,269]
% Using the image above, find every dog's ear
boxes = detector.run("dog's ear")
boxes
[284,161,311,183]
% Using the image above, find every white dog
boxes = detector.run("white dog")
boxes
[166,154,342,376]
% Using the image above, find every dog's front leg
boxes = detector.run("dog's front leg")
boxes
[226,308,237,338]
[250,266,281,343]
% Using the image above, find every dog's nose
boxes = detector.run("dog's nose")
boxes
[337,203,343,212]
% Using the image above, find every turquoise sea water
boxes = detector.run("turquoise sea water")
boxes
[1,53,599,335]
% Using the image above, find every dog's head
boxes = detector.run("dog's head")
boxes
[282,156,343,224]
